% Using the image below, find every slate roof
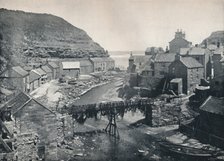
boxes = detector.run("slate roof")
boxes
[62,61,80,69]
[154,53,176,63]
[33,68,46,76]
[41,65,52,73]
[1,92,55,115]
[188,47,207,55]
[200,96,224,116]
[48,62,59,68]
[130,55,152,63]
[29,70,41,82]
[90,57,114,62]
[12,66,28,77]
[0,92,31,113]
[169,37,191,44]
[180,57,203,68]
[180,48,190,55]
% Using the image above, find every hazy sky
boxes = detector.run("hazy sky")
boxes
[0,0,224,51]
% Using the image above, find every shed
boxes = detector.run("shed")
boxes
[170,78,183,95]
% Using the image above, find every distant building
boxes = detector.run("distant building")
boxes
[128,54,152,73]
[169,55,204,94]
[90,57,115,72]
[2,66,30,93]
[145,47,164,57]
[153,53,176,79]
[32,68,47,84]
[62,61,80,78]
[180,47,212,79]
[29,70,41,92]
[46,62,60,79]
[210,74,224,97]
[211,47,224,77]
[169,30,192,53]
[41,65,53,81]
[80,60,94,74]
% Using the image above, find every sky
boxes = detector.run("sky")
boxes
[0,0,224,51]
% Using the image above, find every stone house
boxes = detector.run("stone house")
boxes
[169,30,192,53]
[180,47,212,79]
[3,66,29,93]
[41,65,53,81]
[47,62,60,79]
[90,57,115,72]
[210,74,224,97]
[62,61,80,78]
[168,55,204,94]
[153,53,176,79]
[2,92,57,160]
[32,68,47,84]
[29,70,41,92]
[211,47,224,77]
[80,59,94,74]
[196,96,224,148]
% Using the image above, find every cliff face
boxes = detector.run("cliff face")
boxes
[0,8,107,66]
[201,31,224,46]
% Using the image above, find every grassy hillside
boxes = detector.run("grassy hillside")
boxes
[0,8,107,69]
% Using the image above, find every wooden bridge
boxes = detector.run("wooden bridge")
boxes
[65,99,153,139]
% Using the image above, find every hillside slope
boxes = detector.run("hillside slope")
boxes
[0,8,107,67]
[201,31,224,46]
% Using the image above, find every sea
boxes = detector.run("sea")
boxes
[109,51,145,70]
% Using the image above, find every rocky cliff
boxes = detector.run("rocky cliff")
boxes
[0,8,107,68]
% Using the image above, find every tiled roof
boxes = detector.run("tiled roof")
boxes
[48,62,59,68]
[155,53,176,63]
[12,66,28,77]
[180,57,203,68]
[90,57,114,62]
[200,96,224,116]
[29,70,41,82]
[62,61,80,69]
[41,65,52,73]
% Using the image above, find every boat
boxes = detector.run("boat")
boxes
[158,140,217,161]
